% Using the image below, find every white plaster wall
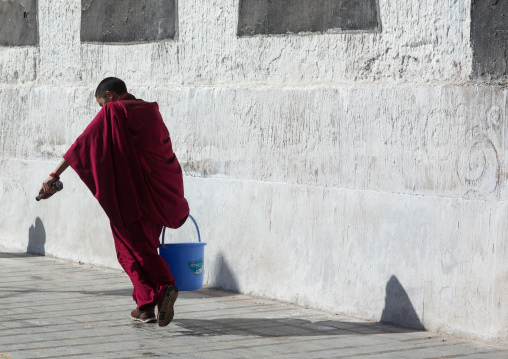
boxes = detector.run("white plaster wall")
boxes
[1,0,472,85]
[1,0,506,345]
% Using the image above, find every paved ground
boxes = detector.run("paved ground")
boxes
[0,250,507,359]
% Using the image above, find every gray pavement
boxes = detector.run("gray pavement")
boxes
[0,250,507,359]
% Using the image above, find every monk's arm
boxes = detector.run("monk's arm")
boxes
[41,158,70,194]
[52,158,70,177]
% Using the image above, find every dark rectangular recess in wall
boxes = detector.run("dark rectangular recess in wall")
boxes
[471,0,508,79]
[237,0,380,36]
[81,0,177,42]
[0,0,38,46]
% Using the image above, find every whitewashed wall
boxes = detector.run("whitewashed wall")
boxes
[1,0,507,344]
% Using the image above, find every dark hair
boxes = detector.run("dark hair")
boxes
[95,77,128,98]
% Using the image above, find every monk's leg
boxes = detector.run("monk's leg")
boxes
[110,218,175,311]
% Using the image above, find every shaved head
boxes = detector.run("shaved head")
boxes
[95,77,127,99]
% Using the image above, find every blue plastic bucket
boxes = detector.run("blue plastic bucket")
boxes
[159,215,206,291]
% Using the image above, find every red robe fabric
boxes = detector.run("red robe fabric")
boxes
[63,94,189,230]
[64,93,189,309]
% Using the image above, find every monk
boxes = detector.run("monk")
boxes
[40,77,189,326]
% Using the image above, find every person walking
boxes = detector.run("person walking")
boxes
[39,77,189,326]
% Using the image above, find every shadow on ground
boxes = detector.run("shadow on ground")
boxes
[171,318,422,337]
[179,288,238,299]
[0,252,45,259]
[0,252,426,334]
[172,276,427,337]
[0,286,134,300]
[0,285,238,301]
[176,276,426,338]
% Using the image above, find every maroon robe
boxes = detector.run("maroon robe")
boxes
[64,93,189,309]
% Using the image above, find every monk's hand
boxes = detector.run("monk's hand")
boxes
[40,176,57,196]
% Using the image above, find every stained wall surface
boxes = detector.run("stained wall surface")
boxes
[237,0,379,36]
[81,0,177,42]
[471,0,508,79]
[0,0,38,45]
[1,0,507,345]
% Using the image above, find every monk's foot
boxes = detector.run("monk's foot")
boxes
[130,307,156,323]
[157,285,179,327]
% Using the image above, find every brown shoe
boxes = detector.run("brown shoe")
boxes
[157,285,179,327]
[130,307,156,323]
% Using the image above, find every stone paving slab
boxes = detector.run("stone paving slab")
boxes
[0,250,507,359]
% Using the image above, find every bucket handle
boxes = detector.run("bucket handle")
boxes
[161,214,201,249]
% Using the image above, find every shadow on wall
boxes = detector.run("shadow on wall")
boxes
[213,252,239,292]
[27,217,46,255]
[380,275,425,330]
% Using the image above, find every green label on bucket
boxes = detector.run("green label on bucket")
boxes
[188,258,204,275]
